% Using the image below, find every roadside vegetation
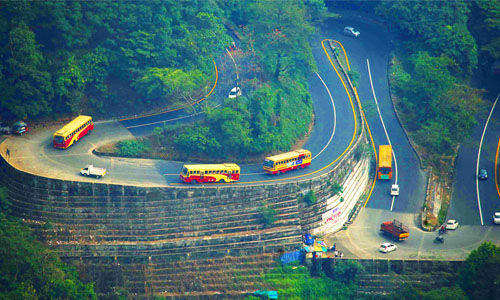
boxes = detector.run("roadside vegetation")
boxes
[243,242,499,299]
[0,185,96,299]
[380,242,500,300]
[245,260,362,300]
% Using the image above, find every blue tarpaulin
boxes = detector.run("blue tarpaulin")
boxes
[280,250,305,265]
[253,290,278,299]
[303,233,314,245]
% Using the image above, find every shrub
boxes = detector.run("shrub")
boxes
[259,206,277,228]
[332,260,365,284]
[117,139,152,157]
[0,186,10,214]
[330,181,343,196]
[303,190,317,206]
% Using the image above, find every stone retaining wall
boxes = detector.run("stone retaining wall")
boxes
[0,120,369,298]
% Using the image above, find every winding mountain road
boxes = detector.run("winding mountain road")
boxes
[2,11,499,259]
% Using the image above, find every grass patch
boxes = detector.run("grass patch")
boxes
[246,263,359,300]
[437,194,450,226]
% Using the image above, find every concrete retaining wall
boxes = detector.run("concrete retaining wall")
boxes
[0,129,370,297]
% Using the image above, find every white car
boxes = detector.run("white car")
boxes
[493,212,500,224]
[343,26,360,38]
[379,242,397,253]
[228,86,241,98]
[390,184,400,196]
[445,219,459,230]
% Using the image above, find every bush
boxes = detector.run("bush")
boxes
[330,181,343,196]
[259,206,277,228]
[303,190,317,206]
[0,186,10,214]
[116,139,152,157]
[332,260,365,284]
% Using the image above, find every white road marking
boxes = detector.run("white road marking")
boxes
[312,71,337,160]
[476,93,500,226]
[366,59,399,211]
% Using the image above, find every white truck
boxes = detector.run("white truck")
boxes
[80,165,106,178]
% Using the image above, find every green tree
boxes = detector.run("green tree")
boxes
[246,0,315,80]
[0,21,53,119]
[134,67,207,108]
[396,52,480,155]
[117,139,152,157]
[459,242,500,300]
[302,190,317,206]
[205,107,252,156]
[258,205,277,228]
[0,214,97,299]
[376,0,477,75]
[0,186,9,214]
[173,126,221,154]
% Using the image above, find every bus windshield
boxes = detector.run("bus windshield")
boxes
[263,160,274,168]
[379,167,391,174]
[54,135,64,144]
[181,167,188,175]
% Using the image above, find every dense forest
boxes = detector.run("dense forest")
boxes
[0,0,231,119]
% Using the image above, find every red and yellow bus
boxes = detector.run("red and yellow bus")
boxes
[53,115,94,149]
[377,145,392,179]
[263,149,312,175]
[180,163,240,183]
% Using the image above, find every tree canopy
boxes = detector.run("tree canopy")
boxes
[0,0,231,119]
[0,213,96,299]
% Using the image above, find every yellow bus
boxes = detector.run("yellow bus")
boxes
[263,149,312,175]
[53,115,94,149]
[378,145,392,179]
[180,163,240,183]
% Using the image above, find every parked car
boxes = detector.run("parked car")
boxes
[478,168,488,180]
[379,242,397,253]
[445,219,459,230]
[493,212,500,224]
[0,122,11,135]
[12,121,28,135]
[228,86,242,98]
[390,184,400,196]
[80,165,107,178]
[343,26,360,38]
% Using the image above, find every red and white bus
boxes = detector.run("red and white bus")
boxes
[53,115,93,149]
[180,163,240,183]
